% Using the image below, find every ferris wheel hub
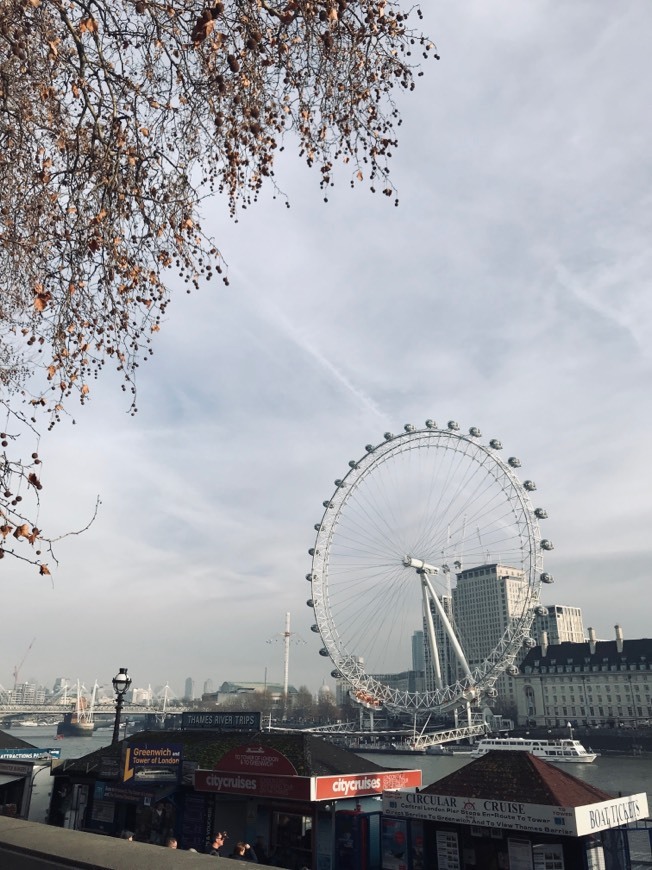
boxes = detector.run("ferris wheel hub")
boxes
[403,556,439,574]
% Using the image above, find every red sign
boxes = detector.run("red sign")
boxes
[194,770,311,801]
[314,770,422,801]
[214,744,298,776]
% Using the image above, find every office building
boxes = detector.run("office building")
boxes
[184,677,195,702]
[533,604,585,645]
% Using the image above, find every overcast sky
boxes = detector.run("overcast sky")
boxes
[3,1,651,701]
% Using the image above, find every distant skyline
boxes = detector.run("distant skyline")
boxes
[2,2,651,698]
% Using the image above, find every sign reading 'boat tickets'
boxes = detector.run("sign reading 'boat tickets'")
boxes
[382,790,650,838]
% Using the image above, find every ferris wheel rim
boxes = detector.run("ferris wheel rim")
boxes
[308,423,547,714]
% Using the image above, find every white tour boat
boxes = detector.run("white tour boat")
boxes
[470,737,597,763]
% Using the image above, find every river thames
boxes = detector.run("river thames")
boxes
[9,725,652,809]
[357,750,652,807]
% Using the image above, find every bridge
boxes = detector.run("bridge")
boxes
[0,703,188,725]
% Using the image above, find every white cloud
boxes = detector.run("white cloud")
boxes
[3,1,652,700]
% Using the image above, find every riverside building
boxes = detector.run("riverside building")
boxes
[515,625,652,727]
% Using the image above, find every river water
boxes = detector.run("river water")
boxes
[357,751,652,808]
[8,726,652,810]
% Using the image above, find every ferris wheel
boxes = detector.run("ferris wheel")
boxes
[306,421,554,714]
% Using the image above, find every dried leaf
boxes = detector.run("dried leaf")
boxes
[13,523,32,539]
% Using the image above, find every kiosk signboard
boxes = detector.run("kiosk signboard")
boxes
[181,711,261,730]
[315,770,422,801]
[383,790,649,837]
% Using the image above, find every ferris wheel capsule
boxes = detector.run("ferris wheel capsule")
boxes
[535,508,548,519]
[540,539,554,551]
[524,480,536,491]
[404,424,415,432]
[310,625,320,633]
[508,457,521,468]
[469,427,482,437]
[489,439,503,450]
[447,420,459,430]
[540,572,554,584]
[425,419,437,428]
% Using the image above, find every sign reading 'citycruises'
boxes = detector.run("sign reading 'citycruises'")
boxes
[314,771,422,801]
[193,765,422,803]
[194,769,312,801]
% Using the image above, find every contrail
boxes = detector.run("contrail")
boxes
[230,265,388,421]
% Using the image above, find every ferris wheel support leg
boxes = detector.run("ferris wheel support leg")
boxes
[421,577,443,690]
[422,573,473,680]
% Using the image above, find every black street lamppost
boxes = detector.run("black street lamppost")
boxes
[112,667,132,744]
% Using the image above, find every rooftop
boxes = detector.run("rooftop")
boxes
[421,751,612,807]
[522,637,652,672]
[0,730,37,750]
[52,730,389,779]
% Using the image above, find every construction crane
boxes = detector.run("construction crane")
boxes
[13,637,36,691]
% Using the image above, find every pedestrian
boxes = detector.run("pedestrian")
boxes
[210,831,226,855]
[166,837,178,848]
[230,841,258,862]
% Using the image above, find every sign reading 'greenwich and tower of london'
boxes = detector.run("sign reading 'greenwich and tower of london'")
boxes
[382,789,649,837]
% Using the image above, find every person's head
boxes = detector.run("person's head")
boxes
[166,837,177,848]
[233,842,247,856]
[212,832,226,849]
